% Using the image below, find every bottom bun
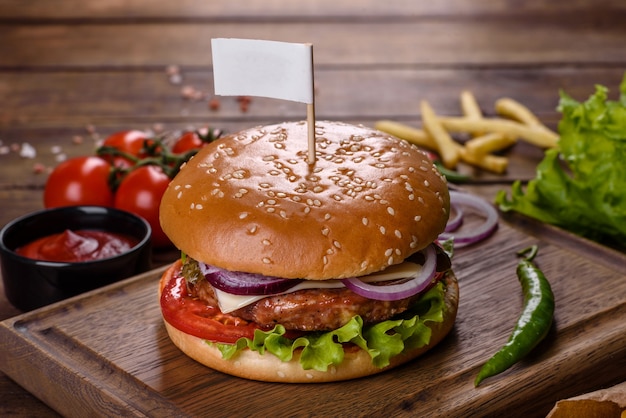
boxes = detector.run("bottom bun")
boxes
[160,264,459,383]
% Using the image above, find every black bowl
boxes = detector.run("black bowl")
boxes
[0,206,152,311]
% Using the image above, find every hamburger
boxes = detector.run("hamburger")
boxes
[158,120,458,382]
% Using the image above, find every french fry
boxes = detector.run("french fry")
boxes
[438,116,559,148]
[459,147,508,174]
[420,101,461,168]
[464,132,517,155]
[495,97,542,126]
[460,90,485,136]
[495,97,559,144]
[374,120,437,150]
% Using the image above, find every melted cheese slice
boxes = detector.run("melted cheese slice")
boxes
[215,261,422,313]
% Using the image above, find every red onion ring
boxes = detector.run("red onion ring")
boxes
[200,263,303,296]
[439,191,498,247]
[445,202,463,232]
[340,244,437,301]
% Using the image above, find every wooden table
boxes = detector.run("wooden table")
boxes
[1,1,625,416]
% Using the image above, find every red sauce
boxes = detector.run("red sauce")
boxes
[16,229,139,262]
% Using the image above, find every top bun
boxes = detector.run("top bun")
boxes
[160,120,449,280]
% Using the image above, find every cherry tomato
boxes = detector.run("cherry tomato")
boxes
[101,130,153,167]
[44,156,114,208]
[114,165,171,248]
[171,131,204,154]
[102,130,151,156]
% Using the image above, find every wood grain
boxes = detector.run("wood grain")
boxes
[1,214,625,417]
[2,0,625,20]
[2,17,626,69]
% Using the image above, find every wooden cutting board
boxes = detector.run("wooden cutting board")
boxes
[1,212,625,417]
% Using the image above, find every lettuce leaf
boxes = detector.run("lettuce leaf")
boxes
[210,282,446,371]
[496,74,626,250]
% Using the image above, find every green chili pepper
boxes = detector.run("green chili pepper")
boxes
[474,245,555,387]
[433,160,471,183]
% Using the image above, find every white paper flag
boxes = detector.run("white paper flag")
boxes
[211,38,314,104]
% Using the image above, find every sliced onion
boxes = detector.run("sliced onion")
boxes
[341,244,437,301]
[439,191,498,247]
[200,263,303,296]
[445,202,464,232]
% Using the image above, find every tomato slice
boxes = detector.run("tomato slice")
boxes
[160,262,263,343]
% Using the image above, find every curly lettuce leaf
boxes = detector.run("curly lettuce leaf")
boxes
[496,74,626,249]
[211,282,446,371]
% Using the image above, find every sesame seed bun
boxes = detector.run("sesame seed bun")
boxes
[159,263,459,383]
[159,120,450,280]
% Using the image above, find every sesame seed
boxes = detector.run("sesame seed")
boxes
[249,225,257,234]
[424,180,430,187]
[321,227,329,236]
[279,210,287,218]
[262,239,271,246]
[385,248,393,257]
[323,256,329,265]
[387,207,395,216]
[176,191,183,199]
[174,185,181,190]
[324,213,331,220]
[395,230,402,238]
[362,217,369,226]
[262,257,271,264]
[267,207,275,213]
[408,194,415,201]
[333,240,341,249]
[267,199,276,205]
[388,256,394,265]
[196,204,203,210]
[380,226,386,235]
[415,215,422,222]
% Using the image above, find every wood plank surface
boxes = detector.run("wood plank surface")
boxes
[1,212,625,417]
[2,0,625,19]
[3,18,626,69]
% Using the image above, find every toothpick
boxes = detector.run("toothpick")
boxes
[306,44,316,164]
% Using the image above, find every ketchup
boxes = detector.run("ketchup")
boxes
[16,229,139,262]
